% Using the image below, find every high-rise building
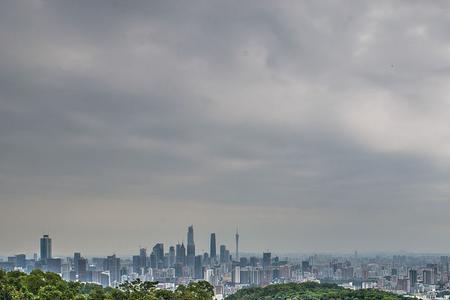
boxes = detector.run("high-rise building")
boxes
[176,243,186,265]
[249,256,258,267]
[441,256,449,272]
[233,266,241,284]
[210,233,216,261]
[169,246,175,267]
[224,249,230,263]
[139,248,147,271]
[106,255,120,286]
[92,258,107,271]
[152,243,164,269]
[73,252,81,275]
[149,252,156,268]
[240,257,248,267]
[100,272,110,287]
[174,263,183,278]
[194,255,203,279]
[409,269,417,290]
[423,269,433,285]
[77,257,88,281]
[132,255,141,274]
[187,225,195,267]
[203,252,210,266]
[263,252,271,268]
[235,228,239,261]
[15,254,26,269]
[47,258,62,274]
[220,245,227,263]
[40,234,52,261]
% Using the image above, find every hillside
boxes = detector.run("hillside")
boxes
[0,269,214,300]
[226,282,408,300]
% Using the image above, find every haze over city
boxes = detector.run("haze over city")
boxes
[2,0,450,256]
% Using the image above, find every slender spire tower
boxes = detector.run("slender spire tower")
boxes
[235,227,239,261]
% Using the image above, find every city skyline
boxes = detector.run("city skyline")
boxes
[2,1,450,255]
[3,230,450,298]
[4,228,450,259]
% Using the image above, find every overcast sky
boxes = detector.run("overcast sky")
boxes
[1,0,450,256]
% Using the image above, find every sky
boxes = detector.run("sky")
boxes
[1,0,450,256]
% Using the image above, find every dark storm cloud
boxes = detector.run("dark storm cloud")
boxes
[1,0,450,255]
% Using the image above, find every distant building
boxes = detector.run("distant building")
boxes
[47,258,62,274]
[263,252,271,268]
[15,254,26,269]
[150,252,156,268]
[176,243,186,265]
[152,243,164,269]
[187,225,195,268]
[73,252,81,275]
[77,257,88,281]
[40,234,52,261]
[249,256,258,267]
[194,255,203,279]
[132,255,141,274]
[139,248,147,272]
[168,246,175,267]
[240,257,248,267]
[409,269,417,290]
[220,245,227,263]
[423,269,434,285]
[106,255,120,286]
[100,272,110,287]
[210,233,217,262]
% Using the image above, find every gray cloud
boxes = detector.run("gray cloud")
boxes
[1,0,450,255]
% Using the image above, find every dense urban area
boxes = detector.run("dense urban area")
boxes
[1,226,450,299]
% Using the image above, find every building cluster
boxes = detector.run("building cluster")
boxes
[2,232,450,299]
[2,227,295,297]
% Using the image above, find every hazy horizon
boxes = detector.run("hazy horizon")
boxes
[2,1,450,255]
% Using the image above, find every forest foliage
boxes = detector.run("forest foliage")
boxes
[225,281,411,300]
[0,269,214,300]
[0,270,413,300]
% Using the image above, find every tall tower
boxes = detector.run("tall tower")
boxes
[40,234,52,261]
[176,243,186,265]
[210,233,216,260]
[152,243,164,269]
[139,247,147,271]
[187,225,195,267]
[235,228,239,261]
[74,252,81,274]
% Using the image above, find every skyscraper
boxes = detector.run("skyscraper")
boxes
[194,255,203,279]
[220,245,227,263]
[152,243,164,269]
[149,252,156,268]
[77,257,87,281]
[169,246,175,267]
[187,225,195,267]
[132,255,141,274]
[106,255,120,286]
[176,243,186,265]
[409,269,417,290]
[40,234,52,261]
[74,252,81,275]
[263,252,271,268]
[139,248,147,271]
[235,228,239,261]
[210,233,216,261]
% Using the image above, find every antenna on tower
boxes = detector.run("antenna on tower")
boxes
[235,226,239,261]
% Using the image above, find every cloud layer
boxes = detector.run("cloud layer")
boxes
[1,0,450,255]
